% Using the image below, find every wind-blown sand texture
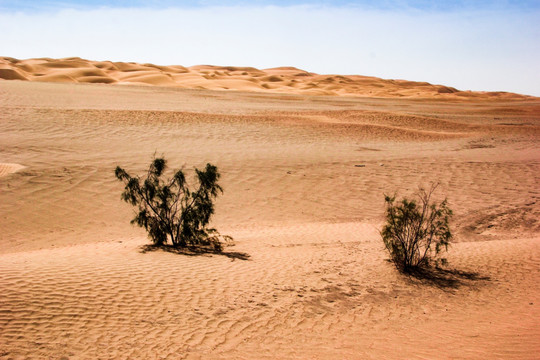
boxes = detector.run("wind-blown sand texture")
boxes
[0,163,25,178]
[0,56,533,99]
[0,77,539,359]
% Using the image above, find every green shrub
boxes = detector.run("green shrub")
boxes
[381,185,452,272]
[115,157,231,251]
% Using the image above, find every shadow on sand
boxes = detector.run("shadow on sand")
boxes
[405,267,490,289]
[139,244,251,261]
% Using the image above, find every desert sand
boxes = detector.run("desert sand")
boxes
[0,56,533,99]
[0,60,539,359]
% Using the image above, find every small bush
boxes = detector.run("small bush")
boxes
[115,157,231,251]
[381,185,452,272]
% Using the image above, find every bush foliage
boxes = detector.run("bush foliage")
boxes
[115,157,231,251]
[381,185,453,272]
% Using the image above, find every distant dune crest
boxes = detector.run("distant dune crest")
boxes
[0,56,530,99]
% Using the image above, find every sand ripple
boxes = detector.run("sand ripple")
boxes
[0,226,538,359]
[0,163,25,177]
[0,81,539,359]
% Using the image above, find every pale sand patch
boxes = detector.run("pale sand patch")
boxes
[0,81,539,359]
[0,163,25,177]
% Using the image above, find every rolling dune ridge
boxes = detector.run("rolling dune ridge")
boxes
[0,77,539,359]
[0,56,533,99]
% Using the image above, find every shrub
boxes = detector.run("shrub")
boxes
[381,185,452,272]
[115,157,231,251]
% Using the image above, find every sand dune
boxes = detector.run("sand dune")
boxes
[0,56,534,99]
[0,79,539,359]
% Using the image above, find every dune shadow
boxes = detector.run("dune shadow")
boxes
[139,244,250,261]
[406,267,490,289]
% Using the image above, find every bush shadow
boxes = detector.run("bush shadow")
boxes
[405,266,490,290]
[139,244,251,261]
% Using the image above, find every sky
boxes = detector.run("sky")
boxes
[1,1,539,96]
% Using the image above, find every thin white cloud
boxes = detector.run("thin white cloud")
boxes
[1,5,539,95]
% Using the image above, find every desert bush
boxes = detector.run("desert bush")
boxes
[381,185,452,272]
[115,157,231,251]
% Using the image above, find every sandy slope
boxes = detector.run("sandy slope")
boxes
[0,80,539,359]
[0,56,533,99]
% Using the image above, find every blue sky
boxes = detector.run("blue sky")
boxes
[2,1,540,11]
[4,0,540,11]
[1,0,539,95]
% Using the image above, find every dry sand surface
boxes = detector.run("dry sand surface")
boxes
[0,76,539,359]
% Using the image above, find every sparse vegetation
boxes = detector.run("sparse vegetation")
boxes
[115,157,231,251]
[381,185,453,272]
